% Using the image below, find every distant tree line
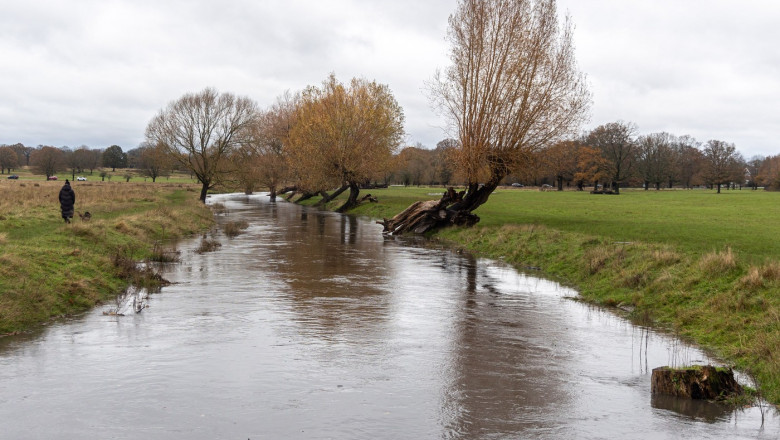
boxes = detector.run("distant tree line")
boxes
[4,98,777,197]
[0,141,182,182]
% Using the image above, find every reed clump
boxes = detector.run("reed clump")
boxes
[222,220,250,238]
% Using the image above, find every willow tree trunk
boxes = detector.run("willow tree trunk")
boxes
[379,179,500,235]
[336,182,361,213]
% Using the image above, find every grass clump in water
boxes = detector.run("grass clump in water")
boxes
[196,237,222,254]
[222,220,249,238]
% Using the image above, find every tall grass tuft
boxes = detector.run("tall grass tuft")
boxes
[585,246,612,274]
[698,247,737,275]
[652,249,681,266]
[196,238,222,254]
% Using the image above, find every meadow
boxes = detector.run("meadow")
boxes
[350,186,780,263]
[346,186,780,405]
[0,179,212,334]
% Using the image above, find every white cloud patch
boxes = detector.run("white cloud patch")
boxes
[1,0,778,156]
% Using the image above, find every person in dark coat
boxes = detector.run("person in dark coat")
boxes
[58,179,75,223]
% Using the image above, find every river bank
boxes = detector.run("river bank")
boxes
[334,186,780,406]
[0,181,213,334]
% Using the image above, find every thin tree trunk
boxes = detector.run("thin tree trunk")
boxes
[199,182,209,203]
[316,184,349,206]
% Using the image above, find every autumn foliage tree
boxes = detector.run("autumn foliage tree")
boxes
[30,146,66,179]
[248,93,299,201]
[542,140,579,190]
[287,74,404,212]
[574,145,609,190]
[384,0,589,234]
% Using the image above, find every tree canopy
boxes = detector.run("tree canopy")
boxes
[102,145,127,171]
[145,87,259,202]
[382,0,589,234]
[287,74,404,211]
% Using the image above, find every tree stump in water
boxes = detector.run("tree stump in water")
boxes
[651,366,743,400]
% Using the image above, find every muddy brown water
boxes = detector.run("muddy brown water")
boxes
[0,194,777,439]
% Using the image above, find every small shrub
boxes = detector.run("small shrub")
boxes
[622,270,648,289]
[211,202,227,215]
[149,241,180,263]
[222,220,249,238]
[111,249,168,288]
[585,246,611,274]
[196,238,221,254]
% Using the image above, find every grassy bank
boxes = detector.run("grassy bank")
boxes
[344,186,780,405]
[0,180,213,334]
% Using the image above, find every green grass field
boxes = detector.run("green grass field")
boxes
[345,186,780,405]
[352,186,780,263]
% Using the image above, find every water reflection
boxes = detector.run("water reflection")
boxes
[0,193,776,440]
[651,394,733,423]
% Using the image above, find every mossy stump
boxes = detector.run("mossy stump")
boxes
[651,366,743,400]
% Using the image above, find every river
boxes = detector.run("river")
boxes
[0,193,777,439]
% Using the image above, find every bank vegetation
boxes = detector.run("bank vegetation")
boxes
[0,180,213,334]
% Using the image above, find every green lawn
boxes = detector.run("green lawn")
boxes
[353,187,780,263]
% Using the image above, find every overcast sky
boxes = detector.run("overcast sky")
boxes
[1,0,778,158]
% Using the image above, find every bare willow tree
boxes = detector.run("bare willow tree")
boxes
[586,121,637,194]
[636,132,675,190]
[382,0,589,234]
[137,141,172,183]
[702,139,738,193]
[145,88,258,202]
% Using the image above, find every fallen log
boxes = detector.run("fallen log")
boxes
[378,186,480,235]
[651,365,743,400]
[360,193,378,203]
